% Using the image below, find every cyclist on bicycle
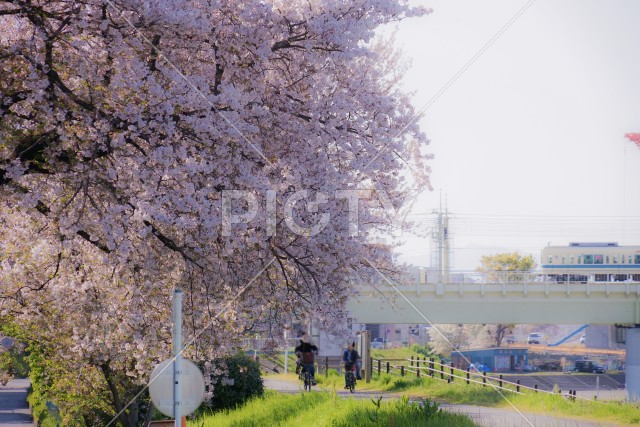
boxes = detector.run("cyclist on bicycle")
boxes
[295,334,318,385]
[343,342,359,389]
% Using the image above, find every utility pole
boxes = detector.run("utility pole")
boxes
[443,207,450,283]
[431,200,451,283]
[432,210,443,282]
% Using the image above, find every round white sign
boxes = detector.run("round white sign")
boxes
[149,359,206,417]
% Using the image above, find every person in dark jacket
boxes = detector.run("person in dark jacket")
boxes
[343,342,360,388]
[295,334,318,385]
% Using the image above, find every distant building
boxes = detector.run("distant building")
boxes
[451,348,528,372]
[357,323,429,347]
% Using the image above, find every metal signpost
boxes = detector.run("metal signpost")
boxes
[149,289,205,425]
[173,289,182,426]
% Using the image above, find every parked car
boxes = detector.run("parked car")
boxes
[522,364,540,372]
[371,338,387,349]
[574,360,605,374]
[527,333,544,344]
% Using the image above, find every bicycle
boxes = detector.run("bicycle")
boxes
[298,364,313,391]
[345,369,356,393]
[302,369,313,391]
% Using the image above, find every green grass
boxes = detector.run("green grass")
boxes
[500,391,640,426]
[365,371,640,426]
[248,369,640,426]
[260,348,640,426]
[316,369,640,426]
[370,344,430,360]
[188,390,478,427]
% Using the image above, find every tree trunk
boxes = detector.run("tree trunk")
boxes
[142,401,155,427]
[101,362,133,427]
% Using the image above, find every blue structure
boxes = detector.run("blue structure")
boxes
[451,348,528,373]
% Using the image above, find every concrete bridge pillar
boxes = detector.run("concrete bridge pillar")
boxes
[626,327,640,401]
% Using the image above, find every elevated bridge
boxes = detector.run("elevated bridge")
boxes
[345,270,640,400]
[347,273,640,324]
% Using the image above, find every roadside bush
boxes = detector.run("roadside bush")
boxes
[202,353,264,412]
[392,395,442,419]
[25,341,117,427]
[0,323,30,385]
[0,348,29,383]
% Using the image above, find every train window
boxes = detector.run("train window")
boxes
[547,256,553,264]
[594,255,603,264]
[622,255,625,264]
[578,256,582,264]
[562,257,566,264]
[570,256,574,264]
[584,255,594,264]
[635,255,640,264]
[630,256,633,264]
[613,255,618,264]
[605,256,609,264]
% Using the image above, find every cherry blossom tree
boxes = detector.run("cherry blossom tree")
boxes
[1,0,431,422]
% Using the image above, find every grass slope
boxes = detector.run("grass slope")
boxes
[189,390,478,427]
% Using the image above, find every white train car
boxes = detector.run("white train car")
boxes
[541,242,640,282]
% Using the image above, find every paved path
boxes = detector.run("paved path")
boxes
[263,376,615,427]
[0,379,34,426]
[441,404,606,427]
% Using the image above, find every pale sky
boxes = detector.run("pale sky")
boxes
[389,0,640,270]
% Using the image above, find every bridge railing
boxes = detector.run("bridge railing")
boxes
[412,270,640,285]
